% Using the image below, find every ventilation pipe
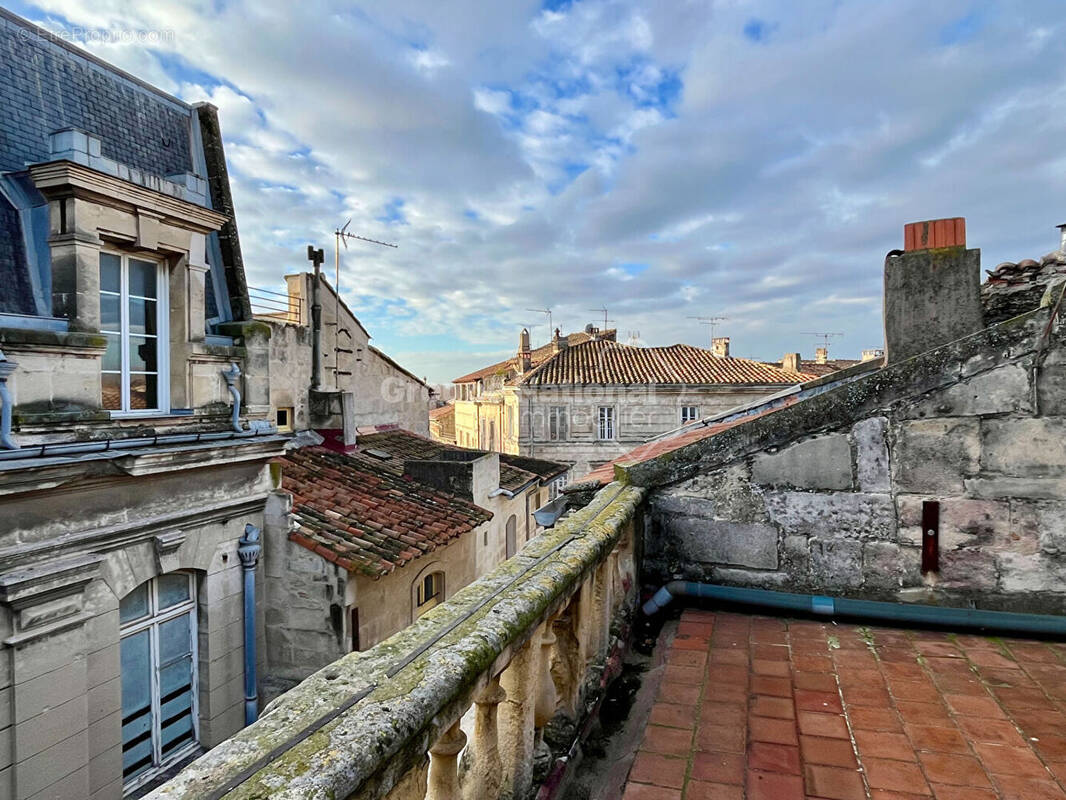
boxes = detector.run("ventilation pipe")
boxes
[238,523,262,725]
[0,350,17,450]
[643,581,1066,636]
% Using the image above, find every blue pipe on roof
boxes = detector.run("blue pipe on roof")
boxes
[642,581,1066,636]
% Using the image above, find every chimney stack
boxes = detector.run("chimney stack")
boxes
[711,337,730,358]
[1057,222,1066,252]
[782,352,802,372]
[861,348,884,362]
[517,328,531,373]
[884,218,982,364]
[552,328,569,354]
[815,347,828,365]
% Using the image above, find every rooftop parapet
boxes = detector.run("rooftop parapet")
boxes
[148,481,644,800]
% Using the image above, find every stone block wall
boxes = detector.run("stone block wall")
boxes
[645,314,1066,614]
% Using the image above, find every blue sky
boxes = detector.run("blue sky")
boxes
[9,0,1066,384]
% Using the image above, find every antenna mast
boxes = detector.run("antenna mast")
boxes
[526,308,552,344]
[688,315,727,347]
[801,331,844,355]
[331,219,399,388]
[588,307,614,331]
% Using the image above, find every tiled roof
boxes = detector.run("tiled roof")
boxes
[499,453,569,482]
[281,446,492,577]
[429,404,455,421]
[522,341,816,386]
[763,358,861,377]
[452,329,617,384]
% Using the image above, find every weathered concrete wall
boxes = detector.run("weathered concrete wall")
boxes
[266,274,430,436]
[0,460,273,799]
[643,307,1066,614]
[519,385,784,478]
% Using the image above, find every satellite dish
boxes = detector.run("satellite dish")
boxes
[584,323,595,334]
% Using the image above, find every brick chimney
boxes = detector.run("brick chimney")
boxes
[711,337,730,358]
[782,352,802,372]
[1057,222,1066,252]
[814,347,828,365]
[517,327,531,372]
[884,218,982,364]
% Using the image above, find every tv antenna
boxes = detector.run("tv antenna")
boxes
[588,307,614,331]
[801,331,844,354]
[688,315,727,347]
[329,219,398,387]
[526,308,552,345]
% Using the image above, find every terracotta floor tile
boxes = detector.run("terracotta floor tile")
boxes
[916,641,964,659]
[752,644,791,661]
[793,654,835,672]
[841,683,891,707]
[943,693,1005,718]
[848,706,905,732]
[664,664,705,686]
[747,769,804,800]
[836,668,884,686]
[624,782,682,800]
[679,620,716,637]
[673,634,710,652]
[748,741,801,775]
[797,711,849,739]
[749,715,798,746]
[929,785,998,800]
[955,716,1025,746]
[641,724,694,756]
[682,609,717,623]
[972,742,1052,778]
[697,724,746,753]
[700,701,746,727]
[872,791,937,800]
[751,675,792,697]
[882,662,927,681]
[888,679,942,703]
[1013,709,1066,737]
[796,689,844,714]
[1033,735,1066,762]
[966,649,1019,669]
[934,676,990,697]
[992,774,1066,800]
[752,658,791,676]
[917,752,992,787]
[1006,642,1062,663]
[650,702,697,729]
[683,780,742,800]
[667,649,707,668]
[703,683,748,704]
[628,751,687,789]
[659,681,702,706]
[896,700,953,726]
[863,757,931,795]
[803,763,867,800]
[800,735,858,768]
[709,648,749,666]
[750,695,795,720]
[993,686,1051,709]
[690,750,745,784]
[794,671,839,692]
[853,729,917,761]
[905,724,971,754]
[712,665,751,687]
[980,667,1035,688]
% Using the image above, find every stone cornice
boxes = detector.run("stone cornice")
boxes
[28,160,228,234]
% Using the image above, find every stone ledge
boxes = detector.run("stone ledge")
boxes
[147,482,644,800]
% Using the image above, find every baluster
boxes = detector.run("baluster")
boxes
[534,623,558,734]
[462,679,506,800]
[427,721,466,800]
[498,626,541,798]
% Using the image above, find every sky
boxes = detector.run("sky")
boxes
[8,0,1066,384]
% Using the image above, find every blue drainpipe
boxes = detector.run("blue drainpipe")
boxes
[643,581,1066,636]
[237,524,262,725]
[0,350,18,450]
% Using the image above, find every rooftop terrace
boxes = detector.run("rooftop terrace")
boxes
[618,609,1066,800]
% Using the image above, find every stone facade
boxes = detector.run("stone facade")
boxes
[262,273,431,436]
[639,304,1066,613]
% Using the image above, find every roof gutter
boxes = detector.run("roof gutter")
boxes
[0,426,280,463]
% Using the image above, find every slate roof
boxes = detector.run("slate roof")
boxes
[521,341,816,386]
[452,329,617,384]
[282,445,492,577]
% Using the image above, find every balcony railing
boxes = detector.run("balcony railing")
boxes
[148,482,644,800]
[249,285,301,325]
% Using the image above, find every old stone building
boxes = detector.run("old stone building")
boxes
[260,272,432,436]
[454,327,813,478]
[261,428,568,696]
[0,9,285,799]
[428,402,456,444]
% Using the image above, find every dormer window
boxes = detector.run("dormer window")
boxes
[100,252,170,414]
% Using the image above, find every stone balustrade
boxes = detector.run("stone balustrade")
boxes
[147,482,644,800]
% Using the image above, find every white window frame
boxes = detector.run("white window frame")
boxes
[100,250,170,416]
[119,573,199,794]
[681,406,699,424]
[598,406,615,440]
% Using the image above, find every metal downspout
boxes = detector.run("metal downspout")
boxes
[0,350,17,450]
[643,581,1066,636]
[238,524,262,725]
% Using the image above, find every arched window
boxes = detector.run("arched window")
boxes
[119,573,199,791]
[416,571,444,615]
[505,514,517,558]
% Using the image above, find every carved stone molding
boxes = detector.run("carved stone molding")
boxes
[154,529,187,574]
[0,553,103,645]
